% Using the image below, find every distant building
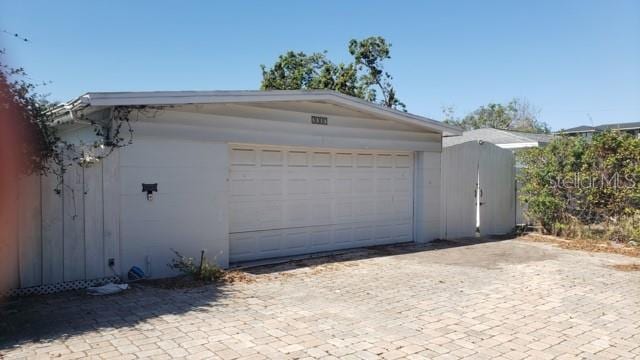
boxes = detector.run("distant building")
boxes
[557,122,640,139]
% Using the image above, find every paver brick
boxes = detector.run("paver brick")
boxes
[1,239,639,360]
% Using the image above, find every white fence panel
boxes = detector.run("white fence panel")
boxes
[6,157,119,294]
[41,170,64,284]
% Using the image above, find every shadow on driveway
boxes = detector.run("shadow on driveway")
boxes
[0,234,527,350]
[0,280,234,350]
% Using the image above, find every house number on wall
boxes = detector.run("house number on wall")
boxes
[311,115,328,125]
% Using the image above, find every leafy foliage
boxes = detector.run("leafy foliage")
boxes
[1,44,138,191]
[1,49,60,176]
[261,36,405,110]
[443,98,550,133]
[168,249,225,282]
[518,131,640,241]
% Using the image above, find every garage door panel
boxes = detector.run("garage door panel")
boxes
[394,223,412,238]
[258,201,284,227]
[286,178,308,195]
[394,177,412,192]
[312,178,331,194]
[376,154,393,167]
[230,178,257,197]
[375,224,395,241]
[335,153,354,167]
[334,226,354,243]
[261,178,283,196]
[284,231,308,249]
[335,178,352,193]
[356,154,374,167]
[376,178,393,192]
[310,230,331,247]
[354,177,374,193]
[354,199,376,218]
[285,200,310,225]
[376,197,394,216]
[287,151,309,166]
[393,196,413,219]
[335,201,353,221]
[229,233,256,258]
[311,201,332,222]
[312,152,332,167]
[230,203,260,232]
[260,149,284,166]
[395,154,411,167]
[231,148,257,165]
[354,226,374,241]
[229,145,414,262]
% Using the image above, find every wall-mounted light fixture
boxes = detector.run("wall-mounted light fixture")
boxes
[142,183,158,201]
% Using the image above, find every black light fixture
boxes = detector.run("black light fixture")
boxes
[142,183,158,201]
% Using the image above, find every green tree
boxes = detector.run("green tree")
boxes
[261,36,405,110]
[443,98,549,133]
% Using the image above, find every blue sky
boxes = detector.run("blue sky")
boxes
[1,0,638,130]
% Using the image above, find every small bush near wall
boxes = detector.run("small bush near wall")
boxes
[168,250,225,282]
[518,131,640,244]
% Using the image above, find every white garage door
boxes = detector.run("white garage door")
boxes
[229,144,414,263]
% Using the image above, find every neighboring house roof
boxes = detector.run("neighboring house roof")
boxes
[596,122,640,131]
[53,90,462,136]
[560,125,596,133]
[442,128,553,149]
[559,122,640,134]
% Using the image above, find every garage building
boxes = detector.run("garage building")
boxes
[5,90,461,291]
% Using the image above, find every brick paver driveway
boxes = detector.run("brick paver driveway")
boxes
[1,238,639,359]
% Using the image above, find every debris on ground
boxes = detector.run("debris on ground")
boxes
[223,270,255,284]
[140,275,213,289]
[610,263,640,272]
[521,233,640,258]
[86,283,128,295]
[139,270,257,289]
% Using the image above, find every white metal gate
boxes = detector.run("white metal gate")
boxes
[441,141,515,239]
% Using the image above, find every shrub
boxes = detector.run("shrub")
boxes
[168,249,224,282]
[519,131,640,242]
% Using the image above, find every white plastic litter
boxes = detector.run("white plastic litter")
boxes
[86,283,128,296]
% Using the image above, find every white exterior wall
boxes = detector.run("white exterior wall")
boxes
[414,151,442,242]
[115,104,443,275]
[118,137,229,278]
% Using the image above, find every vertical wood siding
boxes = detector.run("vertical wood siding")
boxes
[9,159,116,290]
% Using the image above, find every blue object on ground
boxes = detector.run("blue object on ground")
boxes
[128,266,145,281]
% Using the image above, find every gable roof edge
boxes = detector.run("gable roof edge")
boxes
[56,90,462,136]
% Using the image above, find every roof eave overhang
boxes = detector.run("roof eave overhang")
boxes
[53,91,462,136]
